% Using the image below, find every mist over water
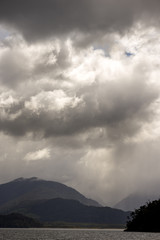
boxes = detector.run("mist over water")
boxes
[0,229,160,240]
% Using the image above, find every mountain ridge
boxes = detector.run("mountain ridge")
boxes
[0,177,101,213]
[0,177,130,225]
[2,197,129,224]
[114,192,160,211]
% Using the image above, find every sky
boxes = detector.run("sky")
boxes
[0,0,160,206]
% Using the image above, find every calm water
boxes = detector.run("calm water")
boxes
[0,228,160,240]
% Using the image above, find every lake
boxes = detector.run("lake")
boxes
[0,228,160,240]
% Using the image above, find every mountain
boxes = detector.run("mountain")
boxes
[4,198,129,225]
[0,177,101,213]
[0,177,130,226]
[0,213,42,228]
[114,192,160,211]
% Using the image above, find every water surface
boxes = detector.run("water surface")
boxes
[0,228,160,240]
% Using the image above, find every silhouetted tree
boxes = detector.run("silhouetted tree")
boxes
[125,199,160,232]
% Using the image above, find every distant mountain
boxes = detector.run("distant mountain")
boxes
[0,213,42,228]
[114,192,160,211]
[5,198,129,225]
[0,177,100,213]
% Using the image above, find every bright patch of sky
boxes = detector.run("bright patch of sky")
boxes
[0,26,10,40]
[125,51,134,57]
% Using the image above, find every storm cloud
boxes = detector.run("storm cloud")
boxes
[0,0,160,42]
[0,0,160,206]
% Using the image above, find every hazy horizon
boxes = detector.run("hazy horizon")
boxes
[0,0,160,207]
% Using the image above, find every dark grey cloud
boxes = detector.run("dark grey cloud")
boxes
[0,76,158,145]
[0,0,160,42]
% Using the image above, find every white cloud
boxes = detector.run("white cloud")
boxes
[25,90,81,113]
[24,148,50,161]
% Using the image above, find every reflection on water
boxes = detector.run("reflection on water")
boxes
[0,228,160,240]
